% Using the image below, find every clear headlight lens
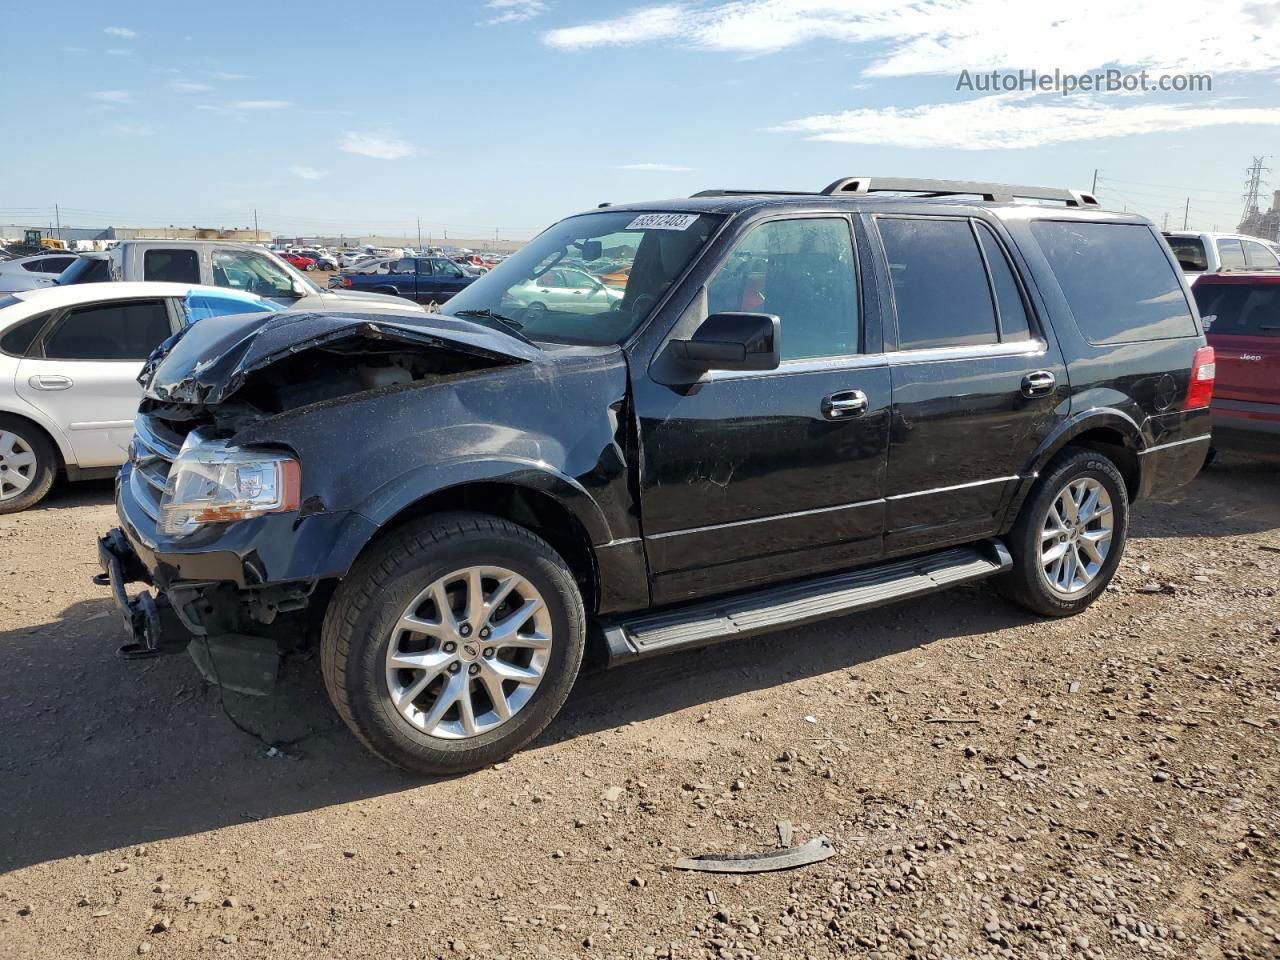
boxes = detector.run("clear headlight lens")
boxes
[157,432,301,537]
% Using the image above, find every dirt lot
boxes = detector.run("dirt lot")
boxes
[1,457,1277,960]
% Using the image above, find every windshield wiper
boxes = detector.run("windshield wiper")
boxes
[452,308,524,330]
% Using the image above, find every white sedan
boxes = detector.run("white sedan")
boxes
[0,252,80,293]
[0,282,280,513]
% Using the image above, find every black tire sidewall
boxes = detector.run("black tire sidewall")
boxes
[0,415,57,514]
[1006,451,1130,616]
[330,519,584,773]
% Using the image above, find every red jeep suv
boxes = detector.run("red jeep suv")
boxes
[1193,272,1280,458]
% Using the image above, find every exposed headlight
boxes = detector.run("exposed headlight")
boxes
[157,431,301,537]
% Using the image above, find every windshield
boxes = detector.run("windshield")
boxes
[56,257,111,285]
[442,210,722,345]
[1164,235,1207,272]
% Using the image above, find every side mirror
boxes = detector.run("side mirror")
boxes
[290,280,308,298]
[670,312,780,372]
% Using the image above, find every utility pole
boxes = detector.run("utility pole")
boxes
[417,218,422,251]
[253,208,259,239]
[1091,169,1098,194]
[54,203,61,241]
[1183,197,1190,230]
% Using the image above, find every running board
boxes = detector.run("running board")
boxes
[602,541,1011,665]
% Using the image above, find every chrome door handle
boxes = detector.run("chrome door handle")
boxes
[1021,370,1055,398]
[821,389,868,419]
[28,374,73,391]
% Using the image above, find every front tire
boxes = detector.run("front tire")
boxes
[321,512,585,775]
[998,448,1129,617]
[0,415,57,514]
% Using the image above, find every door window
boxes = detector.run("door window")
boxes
[707,217,859,361]
[211,250,296,298]
[0,313,52,356]
[143,249,201,283]
[1216,238,1247,269]
[433,258,465,278]
[41,300,172,360]
[1242,240,1280,268]
[975,223,1032,342]
[393,258,416,274]
[878,218,998,350]
[415,259,434,275]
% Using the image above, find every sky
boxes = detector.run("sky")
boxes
[2,0,1279,241]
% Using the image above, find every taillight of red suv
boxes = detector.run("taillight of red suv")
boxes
[1186,345,1215,409]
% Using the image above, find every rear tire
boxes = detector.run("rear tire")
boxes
[321,512,585,775]
[997,448,1129,617]
[0,415,57,514]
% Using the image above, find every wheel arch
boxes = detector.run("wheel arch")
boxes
[1003,409,1144,527]
[347,470,609,616]
[0,404,70,471]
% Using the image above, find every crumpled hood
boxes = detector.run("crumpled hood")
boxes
[141,310,542,406]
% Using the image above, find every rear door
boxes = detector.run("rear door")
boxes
[1195,279,1280,403]
[871,214,1068,555]
[14,298,179,467]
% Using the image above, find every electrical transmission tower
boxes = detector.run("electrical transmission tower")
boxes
[1242,156,1269,222]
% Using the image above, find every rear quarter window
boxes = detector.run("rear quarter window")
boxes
[1031,221,1196,345]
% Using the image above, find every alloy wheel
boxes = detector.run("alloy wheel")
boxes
[1039,477,1114,595]
[385,565,552,739]
[0,431,36,501]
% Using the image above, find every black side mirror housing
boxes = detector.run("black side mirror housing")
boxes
[670,312,780,372]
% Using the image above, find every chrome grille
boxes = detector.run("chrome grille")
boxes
[128,414,185,521]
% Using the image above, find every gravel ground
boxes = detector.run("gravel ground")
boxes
[1,455,1277,960]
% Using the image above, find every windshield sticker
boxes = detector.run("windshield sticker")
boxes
[626,213,700,231]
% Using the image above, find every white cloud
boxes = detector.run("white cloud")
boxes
[546,5,686,48]
[112,121,154,137]
[484,0,548,24]
[338,130,417,160]
[104,26,137,38]
[545,0,1280,77]
[171,81,214,93]
[773,95,1280,149]
[618,162,695,172]
[291,165,328,180]
[228,99,290,110]
[89,90,133,103]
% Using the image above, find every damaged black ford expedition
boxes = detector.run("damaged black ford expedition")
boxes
[98,177,1215,774]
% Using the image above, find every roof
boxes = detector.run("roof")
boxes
[8,282,263,311]
[1192,271,1280,285]
[1163,230,1264,241]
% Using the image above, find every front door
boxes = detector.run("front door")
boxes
[634,215,890,605]
[871,215,1067,554]
[14,297,179,467]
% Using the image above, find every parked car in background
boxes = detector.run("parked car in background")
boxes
[336,255,476,304]
[0,253,79,293]
[99,176,1212,775]
[1163,231,1280,284]
[592,263,631,288]
[1192,271,1280,459]
[0,284,281,513]
[61,240,423,312]
[503,265,623,320]
[295,249,339,270]
[339,250,373,268]
[279,251,317,271]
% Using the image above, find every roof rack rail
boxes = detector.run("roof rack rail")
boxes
[821,177,1099,207]
[689,188,811,198]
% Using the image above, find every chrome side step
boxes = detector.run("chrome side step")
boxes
[602,541,1011,665]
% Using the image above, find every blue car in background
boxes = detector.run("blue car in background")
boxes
[334,255,477,304]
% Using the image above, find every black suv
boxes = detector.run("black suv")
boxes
[99,177,1214,774]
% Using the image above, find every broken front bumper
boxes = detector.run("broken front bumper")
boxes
[95,527,288,696]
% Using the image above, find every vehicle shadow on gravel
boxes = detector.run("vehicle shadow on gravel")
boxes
[1,459,1273,872]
